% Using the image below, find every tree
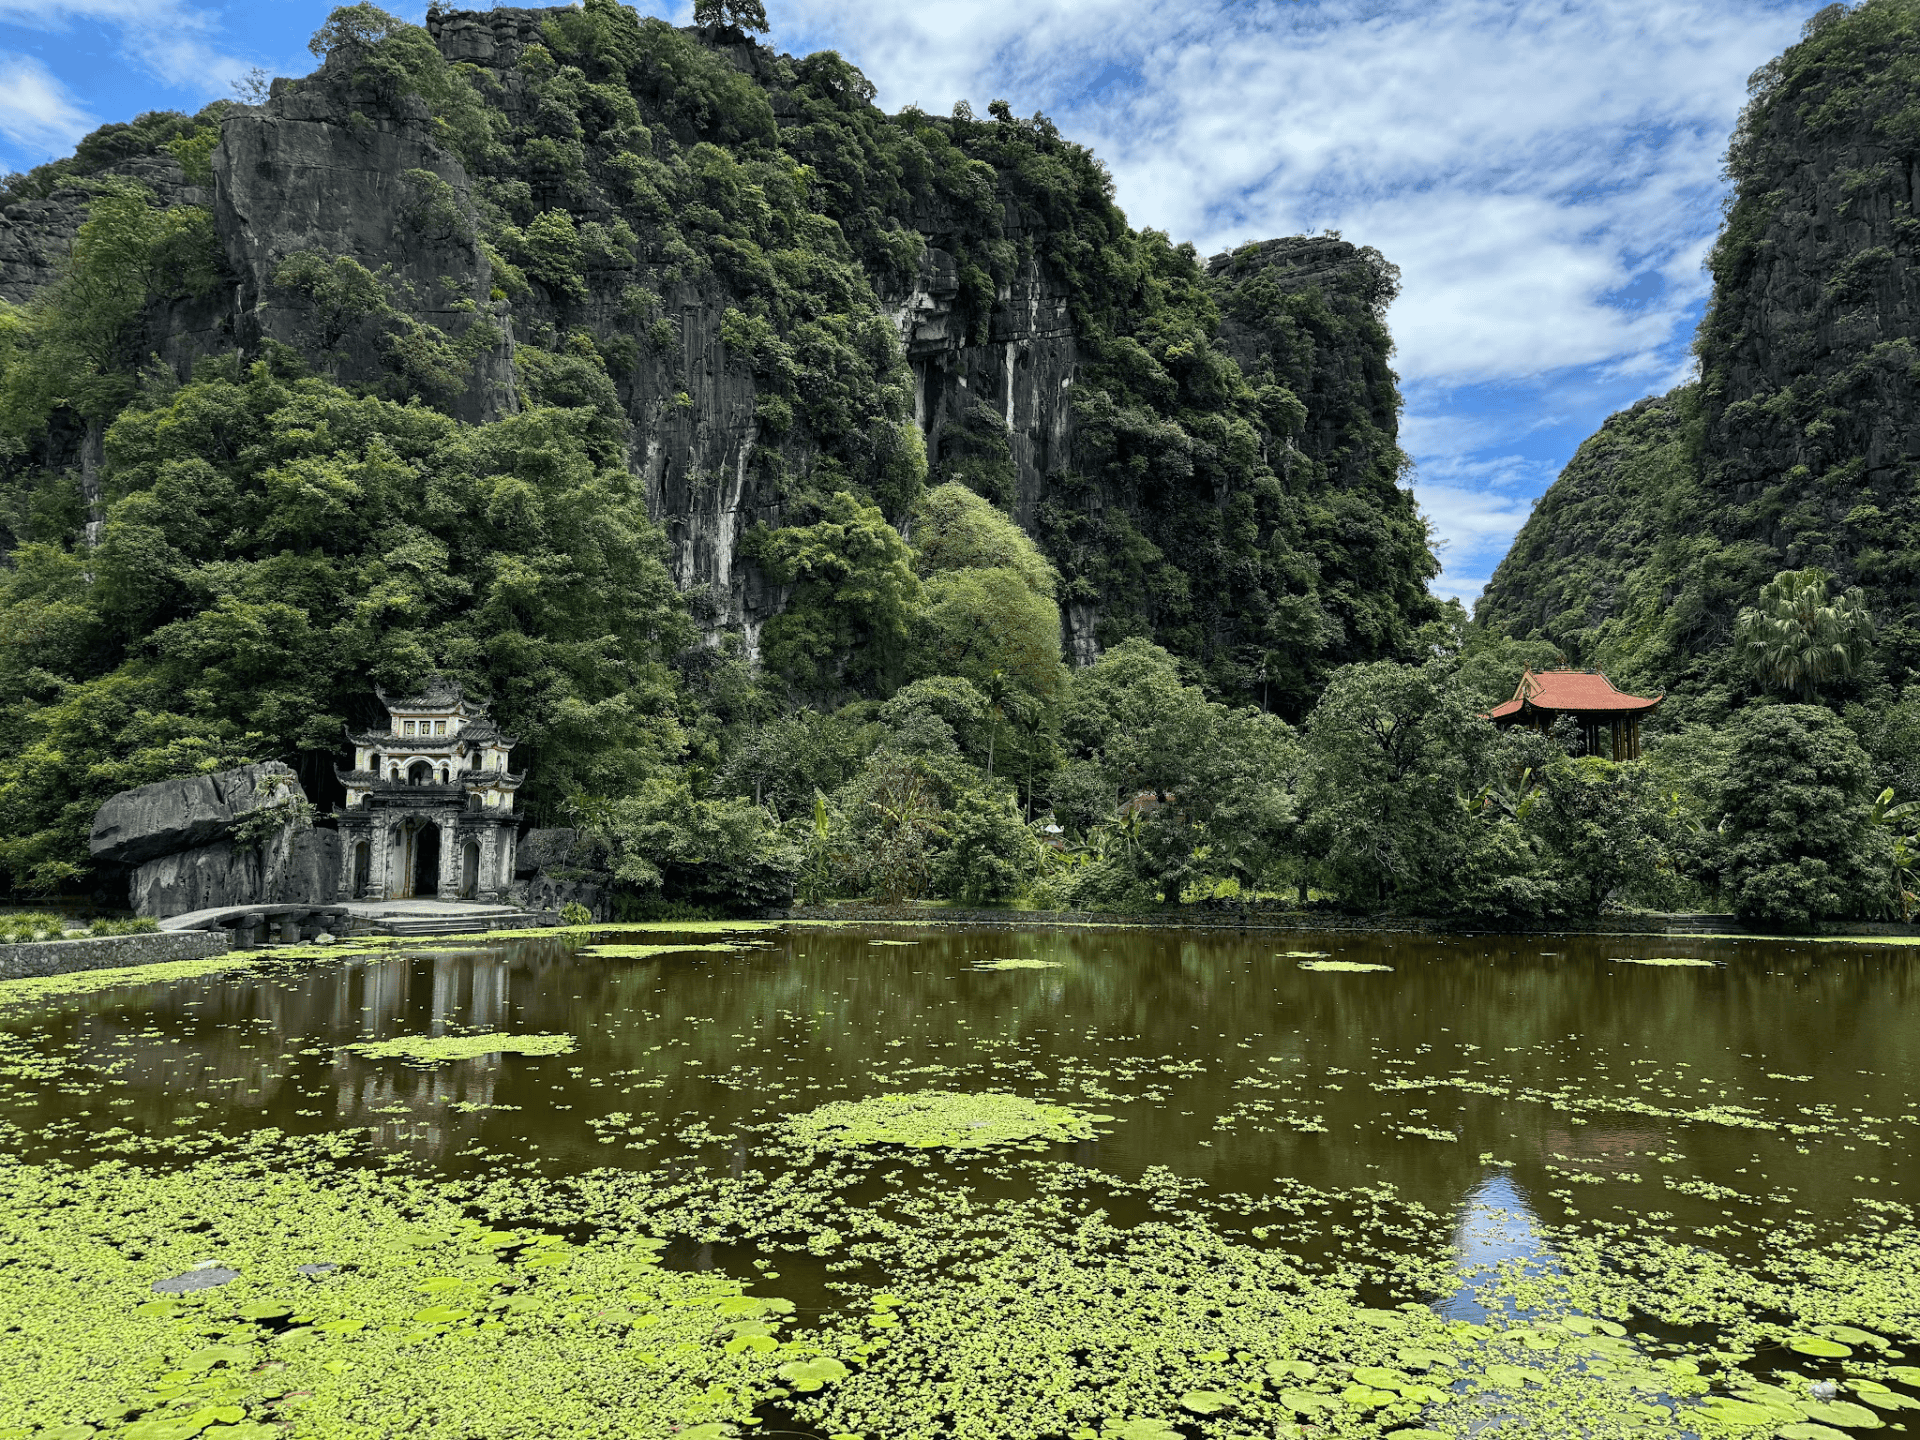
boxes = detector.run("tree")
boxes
[1300,660,1534,915]
[586,779,800,911]
[829,749,947,902]
[1193,707,1304,895]
[911,481,1067,716]
[1714,703,1888,926]
[1055,639,1228,898]
[693,0,769,35]
[1734,567,1873,701]
[1525,754,1679,916]
[936,788,1035,903]
[747,493,922,696]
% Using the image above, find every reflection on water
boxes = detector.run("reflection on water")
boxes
[1437,1171,1557,1323]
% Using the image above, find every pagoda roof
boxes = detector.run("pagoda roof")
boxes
[336,769,526,791]
[376,676,469,712]
[347,718,512,748]
[1486,668,1663,719]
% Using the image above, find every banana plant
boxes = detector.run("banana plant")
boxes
[1870,788,1920,919]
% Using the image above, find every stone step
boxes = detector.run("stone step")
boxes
[371,913,545,937]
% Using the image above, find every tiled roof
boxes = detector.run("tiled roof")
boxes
[1487,668,1662,718]
[375,675,466,711]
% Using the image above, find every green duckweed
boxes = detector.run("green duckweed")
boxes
[344,1034,575,1064]
[789,1091,1112,1151]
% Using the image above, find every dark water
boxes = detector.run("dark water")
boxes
[7,925,1915,1269]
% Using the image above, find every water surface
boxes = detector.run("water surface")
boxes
[4,923,1917,1438]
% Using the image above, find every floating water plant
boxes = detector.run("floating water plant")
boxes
[1279,950,1330,958]
[0,1137,843,1439]
[581,943,744,959]
[971,959,1063,971]
[1297,960,1392,973]
[789,1091,1111,1151]
[344,1033,575,1064]
[1615,957,1716,967]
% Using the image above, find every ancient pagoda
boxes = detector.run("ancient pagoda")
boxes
[1486,668,1663,761]
[334,679,523,901]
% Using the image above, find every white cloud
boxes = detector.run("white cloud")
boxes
[2,0,253,95]
[0,50,92,155]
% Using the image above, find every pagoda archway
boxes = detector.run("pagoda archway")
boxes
[412,821,441,899]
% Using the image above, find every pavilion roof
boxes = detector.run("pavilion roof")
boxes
[1486,668,1662,719]
[375,676,468,713]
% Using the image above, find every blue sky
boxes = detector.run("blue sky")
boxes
[0,0,1818,603]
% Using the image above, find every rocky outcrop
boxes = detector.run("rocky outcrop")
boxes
[215,58,516,424]
[132,842,260,916]
[514,828,604,876]
[89,763,303,866]
[89,763,340,917]
[509,828,610,918]
[0,152,209,306]
[131,828,341,917]
[510,873,611,920]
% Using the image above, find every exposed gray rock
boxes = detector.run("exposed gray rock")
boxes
[269,828,341,906]
[133,841,260,916]
[90,763,303,866]
[510,874,610,921]
[215,51,514,424]
[132,826,343,918]
[515,828,604,876]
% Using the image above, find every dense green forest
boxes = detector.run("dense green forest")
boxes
[2,0,1918,929]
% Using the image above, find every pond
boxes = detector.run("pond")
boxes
[2,923,1917,1440]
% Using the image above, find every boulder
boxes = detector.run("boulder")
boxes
[132,826,341,918]
[510,874,610,921]
[267,828,342,906]
[515,827,605,877]
[133,842,260,917]
[90,763,303,866]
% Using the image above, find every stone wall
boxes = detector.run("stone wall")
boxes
[773,904,1920,940]
[0,928,231,982]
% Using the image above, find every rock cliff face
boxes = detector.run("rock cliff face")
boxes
[89,762,303,866]
[215,72,518,423]
[1480,0,1920,701]
[0,2,1434,707]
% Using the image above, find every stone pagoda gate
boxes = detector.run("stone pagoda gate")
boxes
[334,680,523,901]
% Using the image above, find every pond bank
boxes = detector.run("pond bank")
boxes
[0,926,229,980]
[773,902,1920,942]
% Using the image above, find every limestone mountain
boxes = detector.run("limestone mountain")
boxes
[1479,0,1920,715]
[0,1,1433,709]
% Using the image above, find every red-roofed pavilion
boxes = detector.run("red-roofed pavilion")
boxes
[1485,668,1663,761]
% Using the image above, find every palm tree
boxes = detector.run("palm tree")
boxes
[1733,567,1873,700]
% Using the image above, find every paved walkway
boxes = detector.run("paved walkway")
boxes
[338,899,524,921]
